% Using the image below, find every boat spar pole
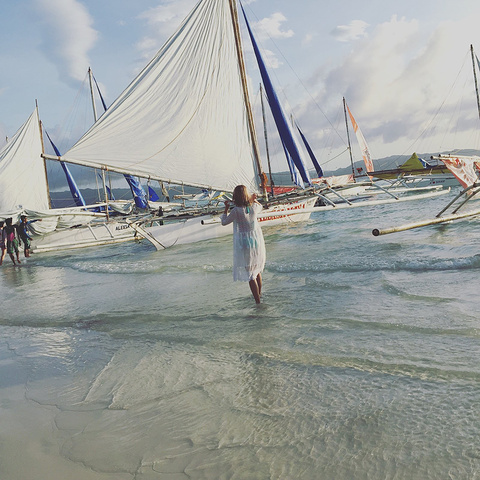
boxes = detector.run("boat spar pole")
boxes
[372,207,480,236]
[228,0,267,199]
[88,67,98,124]
[471,45,480,124]
[89,66,109,219]
[343,97,357,182]
[36,100,52,209]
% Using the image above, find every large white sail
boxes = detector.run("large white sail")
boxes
[0,107,50,212]
[60,0,259,194]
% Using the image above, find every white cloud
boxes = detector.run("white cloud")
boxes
[302,33,315,46]
[34,0,98,85]
[136,0,195,61]
[261,49,283,69]
[299,13,480,158]
[331,20,369,43]
[253,12,294,41]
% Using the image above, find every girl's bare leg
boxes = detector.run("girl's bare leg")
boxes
[249,279,261,304]
[256,273,262,297]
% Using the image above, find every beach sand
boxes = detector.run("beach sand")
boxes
[0,343,132,480]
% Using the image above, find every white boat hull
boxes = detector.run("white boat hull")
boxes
[32,220,137,252]
[313,186,450,212]
[141,197,317,250]
[398,174,459,189]
[31,197,317,253]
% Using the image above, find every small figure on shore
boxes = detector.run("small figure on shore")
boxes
[17,215,39,258]
[221,185,266,304]
[4,218,21,265]
[0,221,6,266]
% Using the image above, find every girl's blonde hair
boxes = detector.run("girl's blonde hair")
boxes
[232,185,253,207]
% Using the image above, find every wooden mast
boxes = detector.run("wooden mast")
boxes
[228,0,266,196]
[36,100,52,209]
[470,45,480,123]
[88,67,98,123]
[343,97,357,182]
[88,66,109,218]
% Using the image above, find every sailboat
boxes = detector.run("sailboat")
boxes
[0,104,150,249]
[369,152,456,188]
[372,158,480,236]
[306,99,450,211]
[38,0,318,252]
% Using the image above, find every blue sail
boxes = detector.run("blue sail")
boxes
[296,123,323,177]
[148,186,160,202]
[281,139,302,186]
[45,130,86,207]
[124,174,149,209]
[241,4,311,187]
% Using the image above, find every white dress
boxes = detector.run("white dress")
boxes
[221,203,266,282]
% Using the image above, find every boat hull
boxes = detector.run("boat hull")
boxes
[142,197,317,249]
[31,197,317,253]
[31,220,137,253]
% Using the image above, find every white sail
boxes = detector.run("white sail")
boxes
[345,102,374,173]
[0,107,50,212]
[60,0,259,194]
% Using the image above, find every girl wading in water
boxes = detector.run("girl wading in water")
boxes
[221,185,266,304]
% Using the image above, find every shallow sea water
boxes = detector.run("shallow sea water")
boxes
[1,189,480,479]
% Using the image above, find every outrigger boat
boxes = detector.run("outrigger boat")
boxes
[307,99,451,211]
[372,155,480,236]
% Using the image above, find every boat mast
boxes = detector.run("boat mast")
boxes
[88,67,98,123]
[228,0,266,195]
[88,66,109,217]
[260,83,275,196]
[343,97,356,182]
[36,100,52,209]
[471,45,480,123]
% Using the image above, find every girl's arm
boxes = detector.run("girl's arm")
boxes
[221,202,236,225]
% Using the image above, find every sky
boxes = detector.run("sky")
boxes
[2,0,480,176]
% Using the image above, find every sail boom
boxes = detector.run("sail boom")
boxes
[42,154,228,193]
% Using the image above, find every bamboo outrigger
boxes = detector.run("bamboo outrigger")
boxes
[372,183,480,236]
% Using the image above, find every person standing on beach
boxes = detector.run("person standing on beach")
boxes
[0,221,6,266]
[221,185,266,304]
[17,215,38,258]
[4,218,21,265]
